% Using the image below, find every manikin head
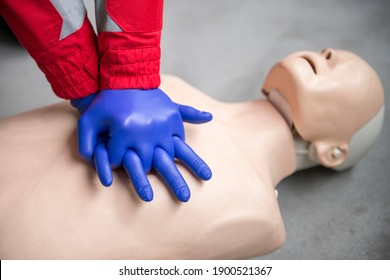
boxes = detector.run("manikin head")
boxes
[262,48,385,170]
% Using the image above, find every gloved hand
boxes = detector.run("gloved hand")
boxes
[71,88,212,202]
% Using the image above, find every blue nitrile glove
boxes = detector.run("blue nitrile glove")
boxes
[71,88,212,202]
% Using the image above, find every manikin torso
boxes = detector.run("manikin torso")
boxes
[0,76,296,259]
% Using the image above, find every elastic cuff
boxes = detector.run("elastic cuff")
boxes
[99,46,161,90]
[36,43,100,100]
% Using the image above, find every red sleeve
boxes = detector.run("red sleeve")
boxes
[98,0,163,90]
[0,0,99,100]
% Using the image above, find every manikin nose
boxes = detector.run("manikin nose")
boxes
[320,48,337,67]
[321,48,333,59]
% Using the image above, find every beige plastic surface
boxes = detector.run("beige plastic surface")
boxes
[263,49,384,168]
[0,76,293,259]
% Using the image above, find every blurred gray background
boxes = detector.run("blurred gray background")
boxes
[1,0,389,259]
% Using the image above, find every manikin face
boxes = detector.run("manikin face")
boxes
[263,49,384,167]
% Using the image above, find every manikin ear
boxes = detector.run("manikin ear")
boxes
[308,141,349,168]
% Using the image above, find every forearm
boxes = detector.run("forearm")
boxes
[0,0,99,99]
[96,0,163,90]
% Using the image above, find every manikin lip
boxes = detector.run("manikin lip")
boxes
[301,56,317,74]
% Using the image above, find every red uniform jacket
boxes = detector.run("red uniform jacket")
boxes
[0,0,163,99]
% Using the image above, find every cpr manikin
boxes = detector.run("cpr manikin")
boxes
[0,49,384,259]
[263,48,384,171]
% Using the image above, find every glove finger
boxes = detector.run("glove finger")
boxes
[173,136,212,180]
[94,142,113,187]
[157,139,175,160]
[153,147,191,202]
[107,137,128,169]
[176,103,213,124]
[77,116,99,164]
[123,149,153,202]
[135,144,155,173]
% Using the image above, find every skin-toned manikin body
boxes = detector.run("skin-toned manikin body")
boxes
[0,49,384,259]
[0,77,291,259]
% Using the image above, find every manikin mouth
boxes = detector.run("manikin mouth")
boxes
[266,89,293,128]
[301,56,317,74]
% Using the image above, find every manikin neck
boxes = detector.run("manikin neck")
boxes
[292,129,320,171]
[266,89,320,171]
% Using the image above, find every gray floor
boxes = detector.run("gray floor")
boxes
[1,0,389,259]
